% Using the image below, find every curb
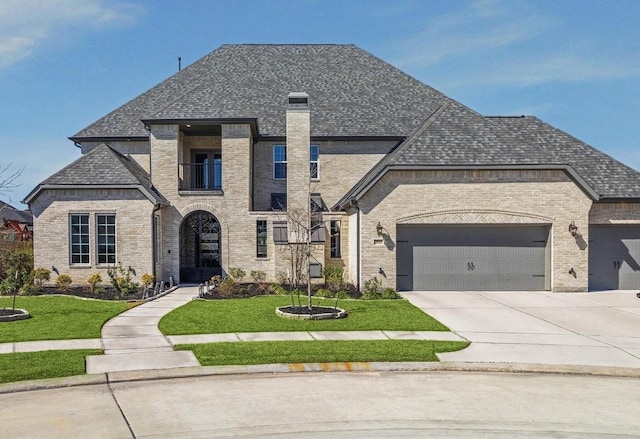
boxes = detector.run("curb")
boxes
[2,360,640,395]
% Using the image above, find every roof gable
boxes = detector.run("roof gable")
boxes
[24,144,166,204]
[72,44,448,139]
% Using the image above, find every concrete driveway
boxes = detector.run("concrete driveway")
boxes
[402,290,640,368]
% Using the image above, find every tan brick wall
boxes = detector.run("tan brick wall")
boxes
[252,139,393,211]
[357,169,593,292]
[30,188,155,286]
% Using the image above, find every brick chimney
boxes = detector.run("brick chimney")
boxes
[285,92,310,242]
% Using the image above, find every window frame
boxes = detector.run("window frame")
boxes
[310,144,319,180]
[273,221,288,244]
[330,220,341,258]
[256,220,267,258]
[273,145,287,179]
[96,214,117,265]
[69,214,90,265]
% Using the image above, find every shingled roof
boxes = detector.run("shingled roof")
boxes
[24,145,166,204]
[71,44,448,140]
[335,100,640,207]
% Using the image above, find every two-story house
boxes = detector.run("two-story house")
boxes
[24,44,640,292]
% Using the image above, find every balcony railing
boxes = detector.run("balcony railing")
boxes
[179,162,222,191]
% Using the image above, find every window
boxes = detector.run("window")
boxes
[310,145,319,179]
[273,221,288,244]
[310,217,326,243]
[273,145,287,179]
[70,214,90,264]
[310,193,324,212]
[96,214,116,265]
[330,220,341,258]
[256,220,267,258]
[271,193,287,210]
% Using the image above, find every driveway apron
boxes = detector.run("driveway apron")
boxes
[85,287,201,374]
[402,291,640,368]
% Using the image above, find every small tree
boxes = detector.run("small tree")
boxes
[0,244,33,294]
[87,273,103,295]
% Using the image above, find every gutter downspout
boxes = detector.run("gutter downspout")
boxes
[151,204,162,281]
[350,199,361,291]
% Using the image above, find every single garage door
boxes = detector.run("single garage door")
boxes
[396,225,549,291]
[589,225,640,290]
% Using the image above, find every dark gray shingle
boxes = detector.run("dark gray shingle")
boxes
[72,44,448,139]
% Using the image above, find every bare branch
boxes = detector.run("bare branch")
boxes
[0,163,24,195]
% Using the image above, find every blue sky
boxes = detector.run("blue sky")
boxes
[1,0,639,206]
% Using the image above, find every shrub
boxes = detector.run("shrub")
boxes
[228,267,246,283]
[362,276,382,299]
[270,284,289,295]
[382,287,402,299]
[107,262,139,296]
[56,274,72,291]
[323,266,344,291]
[250,270,266,283]
[275,271,288,286]
[141,273,155,288]
[315,288,334,298]
[217,277,239,297]
[87,273,103,295]
[32,267,51,288]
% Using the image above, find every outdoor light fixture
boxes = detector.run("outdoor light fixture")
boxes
[569,221,578,236]
[376,221,384,236]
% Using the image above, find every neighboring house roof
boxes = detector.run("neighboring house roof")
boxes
[71,44,448,140]
[335,100,640,208]
[0,200,32,224]
[23,144,167,205]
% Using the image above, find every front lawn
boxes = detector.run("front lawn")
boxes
[177,340,469,365]
[159,296,448,334]
[0,296,136,342]
[0,349,101,384]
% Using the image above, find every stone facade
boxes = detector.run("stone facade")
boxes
[30,188,155,285]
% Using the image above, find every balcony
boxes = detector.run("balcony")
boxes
[179,161,222,192]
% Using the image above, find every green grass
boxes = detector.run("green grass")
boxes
[177,340,469,365]
[0,296,136,342]
[0,349,101,384]
[159,296,448,335]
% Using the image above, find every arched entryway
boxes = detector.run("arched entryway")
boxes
[179,210,222,283]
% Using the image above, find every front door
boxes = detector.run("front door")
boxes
[180,211,222,283]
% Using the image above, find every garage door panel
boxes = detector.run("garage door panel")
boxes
[397,225,549,291]
[589,226,640,290]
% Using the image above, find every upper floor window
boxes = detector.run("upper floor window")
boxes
[70,214,90,264]
[97,214,116,265]
[273,145,287,179]
[310,145,319,179]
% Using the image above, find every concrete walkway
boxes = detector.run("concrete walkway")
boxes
[402,290,640,368]
[85,287,201,374]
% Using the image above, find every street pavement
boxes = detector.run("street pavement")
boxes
[402,290,640,368]
[1,371,639,438]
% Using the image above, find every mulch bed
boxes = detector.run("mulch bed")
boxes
[30,286,143,301]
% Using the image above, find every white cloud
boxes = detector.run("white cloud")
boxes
[0,0,143,69]
[390,0,640,88]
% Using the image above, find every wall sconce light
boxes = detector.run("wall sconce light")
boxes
[568,221,578,236]
[376,221,384,236]
[51,265,59,275]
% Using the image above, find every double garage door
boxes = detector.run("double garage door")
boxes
[396,225,549,291]
[589,225,640,290]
